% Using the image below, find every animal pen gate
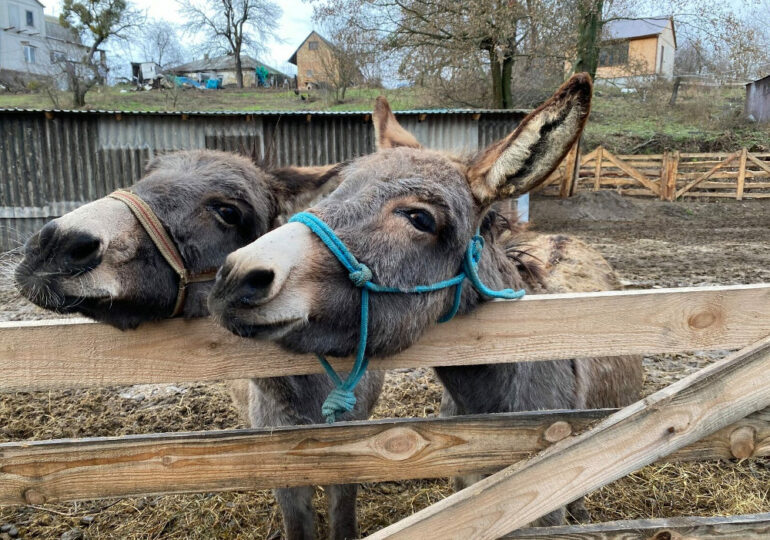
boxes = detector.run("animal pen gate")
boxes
[538,145,770,201]
[3,285,770,538]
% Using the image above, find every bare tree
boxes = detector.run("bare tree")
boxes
[59,0,143,106]
[140,20,186,69]
[177,0,281,88]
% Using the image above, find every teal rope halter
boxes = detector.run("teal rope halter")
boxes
[288,211,526,423]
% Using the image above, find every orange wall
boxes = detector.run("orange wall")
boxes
[596,36,658,79]
[295,33,335,88]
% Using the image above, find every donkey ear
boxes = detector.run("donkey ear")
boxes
[373,96,421,150]
[466,73,592,206]
[269,163,343,215]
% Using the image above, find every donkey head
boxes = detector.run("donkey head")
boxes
[15,150,337,329]
[208,74,592,357]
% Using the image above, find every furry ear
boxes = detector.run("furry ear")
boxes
[373,96,422,150]
[269,163,343,215]
[466,73,592,206]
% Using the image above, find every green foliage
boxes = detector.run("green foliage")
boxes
[59,0,131,47]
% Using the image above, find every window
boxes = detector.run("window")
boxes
[306,69,314,77]
[308,40,319,51]
[50,50,67,63]
[23,45,36,64]
[25,9,33,27]
[8,5,19,28]
[598,42,629,67]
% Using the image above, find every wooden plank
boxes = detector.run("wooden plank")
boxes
[507,513,770,539]
[560,143,579,198]
[666,151,679,201]
[748,153,770,176]
[366,336,770,540]
[602,150,660,195]
[2,285,770,391]
[737,148,748,200]
[5,406,770,506]
[681,192,770,199]
[675,152,740,199]
[659,151,669,200]
[593,147,603,191]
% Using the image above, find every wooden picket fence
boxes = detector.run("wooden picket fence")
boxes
[538,146,770,200]
[3,284,770,538]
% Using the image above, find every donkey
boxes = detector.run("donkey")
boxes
[15,149,384,540]
[208,75,644,526]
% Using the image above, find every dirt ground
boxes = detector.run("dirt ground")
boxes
[2,193,770,539]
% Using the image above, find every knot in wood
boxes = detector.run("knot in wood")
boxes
[544,421,572,443]
[371,427,428,461]
[729,425,756,459]
[687,309,719,330]
[23,488,46,505]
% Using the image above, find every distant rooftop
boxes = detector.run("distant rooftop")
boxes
[170,54,287,76]
[44,14,83,45]
[604,17,671,41]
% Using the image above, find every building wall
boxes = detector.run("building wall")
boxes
[182,69,257,87]
[295,32,335,89]
[595,21,676,81]
[0,0,49,75]
[746,77,770,123]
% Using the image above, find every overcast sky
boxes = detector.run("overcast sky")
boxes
[41,0,314,73]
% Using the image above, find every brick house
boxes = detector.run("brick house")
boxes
[288,30,337,89]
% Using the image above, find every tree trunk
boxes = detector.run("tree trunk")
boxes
[234,46,244,88]
[488,47,503,109]
[574,0,604,81]
[669,76,682,106]
[501,55,514,109]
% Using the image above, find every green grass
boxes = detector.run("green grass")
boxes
[0,85,424,112]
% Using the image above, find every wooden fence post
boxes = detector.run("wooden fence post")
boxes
[660,151,670,200]
[667,151,680,201]
[559,142,580,198]
[737,148,748,201]
[593,146,603,191]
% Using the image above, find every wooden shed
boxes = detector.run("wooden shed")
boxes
[746,75,770,123]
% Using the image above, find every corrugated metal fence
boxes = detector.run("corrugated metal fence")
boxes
[0,108,526,250]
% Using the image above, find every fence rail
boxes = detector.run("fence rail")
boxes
[539,146,770,200]
[3,284,770,538]
[2,285,769,391]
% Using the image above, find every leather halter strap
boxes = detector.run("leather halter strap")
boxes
[108,189,217,317]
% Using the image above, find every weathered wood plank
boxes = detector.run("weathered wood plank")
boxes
[675,152,740,199]
[2,285,770,391]
[366,336,770,540]
[506,513,770,539]
[602,150,660,195]
[4,406,770,506]
[737,148,748,200]
[593,147,603,191]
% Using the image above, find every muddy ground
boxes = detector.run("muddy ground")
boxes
[1,193,769,539]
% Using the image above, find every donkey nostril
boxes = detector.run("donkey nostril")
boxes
[67,234,102,266]
[37,221,57,252]
[238,268,275,305]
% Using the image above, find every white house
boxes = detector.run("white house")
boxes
[0,0,95,89]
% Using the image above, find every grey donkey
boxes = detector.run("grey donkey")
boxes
[15,149,384,540]
[208,74,644,527]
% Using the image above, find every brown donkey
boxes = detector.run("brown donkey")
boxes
[15,150,383,540]
[208,75,643,526]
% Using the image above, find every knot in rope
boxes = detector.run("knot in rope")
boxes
[349,264,372,287]
[321,387,357,423]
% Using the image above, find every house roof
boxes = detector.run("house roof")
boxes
[170,54,288,77]
[604,17,675,46]
[288,31,334,65]
[44,15,83,46]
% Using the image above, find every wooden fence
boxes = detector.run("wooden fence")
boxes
[2,284,770,538]
[538,145,770,200]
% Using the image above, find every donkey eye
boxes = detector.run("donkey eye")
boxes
[212,204,241,226]
[400,208,436,234]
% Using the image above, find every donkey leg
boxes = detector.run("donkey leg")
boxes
[326,483,358,540]
[274,486,316,540]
